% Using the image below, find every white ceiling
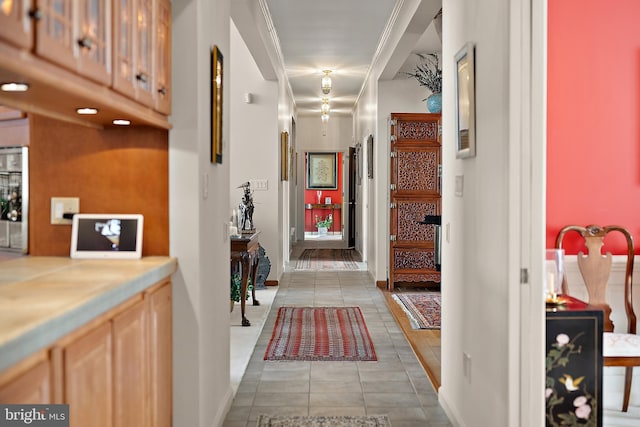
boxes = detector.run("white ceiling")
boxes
[250,0,443,117]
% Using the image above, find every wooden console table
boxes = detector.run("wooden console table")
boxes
[230,231,261,326]
[305,203,341,233]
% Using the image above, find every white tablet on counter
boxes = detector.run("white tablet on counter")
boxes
[70,214,144,259]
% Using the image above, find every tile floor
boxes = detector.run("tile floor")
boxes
[224,256,453,426]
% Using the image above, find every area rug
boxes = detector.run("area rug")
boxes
[264,306,377,361]
[392,292,441,330]
[257,415,391,427]
[294,249,360,271]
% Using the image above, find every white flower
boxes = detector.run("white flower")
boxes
[545,388,553,399]
[556,334,570,347]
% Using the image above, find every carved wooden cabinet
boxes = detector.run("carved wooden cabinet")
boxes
[389,113,441,290]
[0,0,32,49]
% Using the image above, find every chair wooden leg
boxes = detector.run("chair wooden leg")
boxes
[622,366,633,412]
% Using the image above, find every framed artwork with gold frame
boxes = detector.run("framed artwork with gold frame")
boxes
[211,45,223,164]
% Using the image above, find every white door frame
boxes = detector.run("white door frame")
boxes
[508,0,547,425]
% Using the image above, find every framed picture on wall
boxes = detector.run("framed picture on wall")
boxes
[211,45,223,164]
[307,152,337,189]
[454,42,476,159]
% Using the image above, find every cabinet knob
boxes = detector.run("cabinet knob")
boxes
[77,36,93,50]
[157,86,167,95]
[136,73,149,84]
[28,8,42,20]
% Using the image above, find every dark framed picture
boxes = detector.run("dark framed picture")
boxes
[211,45,223,164]
[367,134,374,179]
[280,131,289,181]
[306,152,337,189]
[454,42,476,159]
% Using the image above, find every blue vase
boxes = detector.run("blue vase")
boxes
[426,93,442,113]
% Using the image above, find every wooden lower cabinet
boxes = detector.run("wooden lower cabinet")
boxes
[65,322,113,427]
[113,299,148,427]
[149,282,172,427]
[0,280,172,427]
[0,358,51,403]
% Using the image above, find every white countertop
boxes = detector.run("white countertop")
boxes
[0,256,177,373]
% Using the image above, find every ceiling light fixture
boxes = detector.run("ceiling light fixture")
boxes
[1,82,29,92]
[321,70,332,95]
[113,119,131,126]
[76,107,98,115]
[321,98,330,115]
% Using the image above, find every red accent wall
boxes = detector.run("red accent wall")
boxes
[304,152,343,232]
[547,0,640,254]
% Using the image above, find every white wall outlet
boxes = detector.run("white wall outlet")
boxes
[50,197,79,225]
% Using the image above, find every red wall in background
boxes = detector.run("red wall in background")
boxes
[304,152,343,232]
[547,0,640,254]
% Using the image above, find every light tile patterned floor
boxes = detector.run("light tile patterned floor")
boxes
[223,267,453,427]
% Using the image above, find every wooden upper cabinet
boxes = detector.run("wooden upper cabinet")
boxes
[154,0,171,114]
[35,0,111,85]
[112,0,155,108]
[135,0,154,107]
[0,0,33,49]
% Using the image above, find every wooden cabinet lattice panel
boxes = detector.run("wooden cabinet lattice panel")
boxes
[396,120,439,141]
[396,200,438,241]
[396,150,439,193]
[393,248,437,270]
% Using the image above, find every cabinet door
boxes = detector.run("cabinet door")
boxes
[134,0,154,107]
[64,322,112,427]
[0,360,51,403]
[154,0,171,114]
[112,0,136,97]
[113,299,148,427]
[0,0,32,49]
[35,0,77,72]
[76,0,111,85]
[148,282,172,427]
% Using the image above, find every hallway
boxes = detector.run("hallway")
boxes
[224,242,452,426]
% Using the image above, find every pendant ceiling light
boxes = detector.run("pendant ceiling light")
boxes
[321,98,330,115]
[321,70,332,95]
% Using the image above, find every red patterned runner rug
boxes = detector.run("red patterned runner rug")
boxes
[264,306,377,361]
[392,292,441,329]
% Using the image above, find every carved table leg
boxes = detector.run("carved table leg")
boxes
[240,252,251,326]
[249,249,261,306]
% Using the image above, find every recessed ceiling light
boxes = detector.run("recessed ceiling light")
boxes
[1,83,29,92]
[76,107,98,115]
[112,119,131,126]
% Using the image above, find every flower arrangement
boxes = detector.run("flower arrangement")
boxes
[404,52,442,99]
[315,214,333,229]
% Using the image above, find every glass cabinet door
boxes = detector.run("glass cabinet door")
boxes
[35,0,76,72]
[154,0,171,114]
[135,0,154,107]
[112,0,136,96]
[0,0,32,49]
[76,0,111,84]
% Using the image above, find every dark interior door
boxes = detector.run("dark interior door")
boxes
[348,147,356,248]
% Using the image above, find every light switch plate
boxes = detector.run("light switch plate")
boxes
[249,179,268,191]
[51,197,79,224]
